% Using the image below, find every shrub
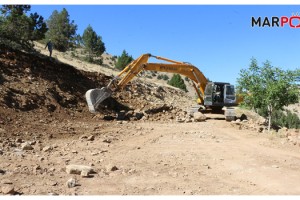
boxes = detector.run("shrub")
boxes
[168,74,187,92]
[115,50,133,70]
[272,110,300,129]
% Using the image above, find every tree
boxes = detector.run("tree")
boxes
[46,8,77,52]
[115,50,133,70]
[0,5,47,51]
[82,25,105,62]
[237,58,300,131]
[168,74,188,92]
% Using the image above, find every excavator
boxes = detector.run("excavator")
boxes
[85,53,238,121]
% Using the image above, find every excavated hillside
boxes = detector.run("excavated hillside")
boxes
[0,48,193,139]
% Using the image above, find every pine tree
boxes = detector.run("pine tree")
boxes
[115,50,133,70]
[82,25,105,62]
[46,8,77,52]
[0,5,47,51]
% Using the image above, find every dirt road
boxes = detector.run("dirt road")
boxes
[1,43,300,196]
[1,115,300,195]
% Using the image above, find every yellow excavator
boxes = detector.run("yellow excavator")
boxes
[85,53,238,120]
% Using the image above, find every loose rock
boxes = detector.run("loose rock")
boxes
[103,139,111,143]
[15,138,23,143]
[87,135,95,141]
[79,135,88,140]
[0,169,5,174]
[43,146,53,152]
[81,169,90,177]
[111,166,119,171]
[193,112,206,122]
[66,164,94,175]
[1,185,15,195]
[21,142,34,150]
[66,178,76,188]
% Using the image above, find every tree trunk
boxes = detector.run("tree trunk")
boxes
[267,105,272,132]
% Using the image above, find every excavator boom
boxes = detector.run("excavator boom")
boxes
[85,53,208,113]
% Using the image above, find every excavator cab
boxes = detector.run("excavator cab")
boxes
[204,82,237,109]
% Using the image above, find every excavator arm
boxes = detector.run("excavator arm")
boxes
[85,53,208,113]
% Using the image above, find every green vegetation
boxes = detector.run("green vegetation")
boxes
[115,50,133,70]
[45,8,77,52]
[0,5,47,51]
[168,74,187,92]
[237,58,300,131]
[157,74,169,81]
[82,24,105,63]
[265,109,300,129]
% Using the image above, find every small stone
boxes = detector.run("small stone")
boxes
[111,166,119,171]
[43,146,53,152]
[21,142,34,150]
[185,118,192,123]
[79,135,88,140]
[1,185,14,194]
[271,165,279,168]
[71,150,78,154]
[81,169,90,177]
[49,181,58,186]
[176,117,184,123]
[66,178,76,188]
[15,138,23,143]
[87,135,95,141]
[103,139,111,143]
[34,165,41,171]
[0,169,5,174]
[49,167,55,172]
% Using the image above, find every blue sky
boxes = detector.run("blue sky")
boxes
[30,5,300,85]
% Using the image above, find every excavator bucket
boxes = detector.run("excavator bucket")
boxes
[85,87,112,113]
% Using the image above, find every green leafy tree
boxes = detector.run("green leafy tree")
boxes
[168,74,187,92]
[46,8,77,52]
[115,50,133,70]
[237,58,300,131]
[0,5,47,51]
[82,25,105,62]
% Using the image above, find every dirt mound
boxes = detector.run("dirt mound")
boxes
[0,48,109,113]
[0,48,193,137]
